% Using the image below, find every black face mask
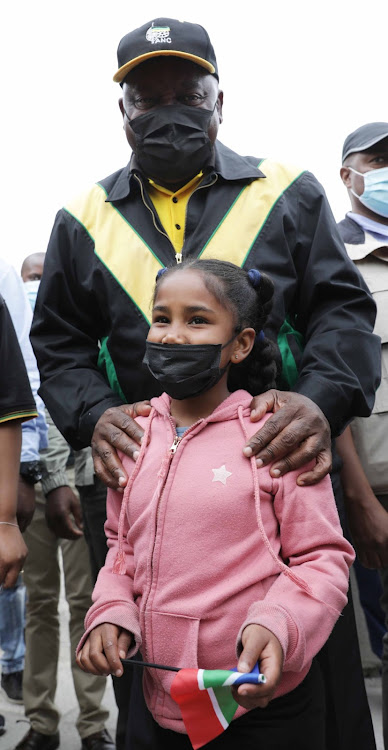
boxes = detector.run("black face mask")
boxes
[128,104,215,184]
[143,341,230,400]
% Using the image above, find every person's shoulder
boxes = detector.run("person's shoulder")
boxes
[61,165,129,221]
[337,214,365,244]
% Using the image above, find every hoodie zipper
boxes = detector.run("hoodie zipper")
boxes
[142,419,204,665]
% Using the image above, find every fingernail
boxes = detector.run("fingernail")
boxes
[115,669,123,677]
[133,451,139,461]
[239,662,249,672]
[250,409,256,418]
[271,468,281,477]
[256,458,263,468]
[243,447,252,457]
[118,476,126,487]
[119,650,126,659]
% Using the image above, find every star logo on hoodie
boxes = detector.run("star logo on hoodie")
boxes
[212,465,232,485]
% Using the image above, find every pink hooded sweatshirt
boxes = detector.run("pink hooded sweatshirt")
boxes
[78,390,354,734]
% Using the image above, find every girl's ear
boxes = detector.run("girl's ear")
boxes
[231,328,255,363]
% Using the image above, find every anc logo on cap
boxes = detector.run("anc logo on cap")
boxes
[146,24,172,45]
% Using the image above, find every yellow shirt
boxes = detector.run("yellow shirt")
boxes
[147,173,203,257]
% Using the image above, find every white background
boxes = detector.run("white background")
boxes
[1,0,386,271]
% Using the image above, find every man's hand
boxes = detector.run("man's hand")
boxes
[0,524,28,588]
[345,491,388,569]
[45,486,84,540]
[17,478,36,532]
[233,624,283,709]
[92,402,151,490]
[243,391,332,486]
[77,623,133,677]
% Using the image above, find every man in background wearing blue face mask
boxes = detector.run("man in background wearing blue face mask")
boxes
[337,122,388,750]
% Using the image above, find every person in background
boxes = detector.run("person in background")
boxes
[0,293,37,736]
[336,121,388,750]
[31,18,381,750]
[0,258,47,707]
[15,254,114,750]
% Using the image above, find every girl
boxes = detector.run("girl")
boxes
[77,260,354,749]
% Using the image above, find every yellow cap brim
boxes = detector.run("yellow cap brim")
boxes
[113,50,215,83]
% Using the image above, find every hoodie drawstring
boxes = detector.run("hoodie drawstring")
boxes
[236,407,341,614]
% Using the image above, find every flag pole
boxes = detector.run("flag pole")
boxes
[121,658,180,672]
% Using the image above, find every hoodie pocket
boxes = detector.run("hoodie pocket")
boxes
[146,610,200,670]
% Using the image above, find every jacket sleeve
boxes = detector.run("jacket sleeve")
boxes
[237,466,355,673]
[76,473,141,656]
[40,410,71,496]
[31,210,124,449]
[287,172,380,435]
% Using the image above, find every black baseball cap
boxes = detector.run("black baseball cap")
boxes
[342,122,388,163]
[113,18,218,83]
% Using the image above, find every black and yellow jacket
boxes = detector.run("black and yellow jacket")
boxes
[31,142,380,449]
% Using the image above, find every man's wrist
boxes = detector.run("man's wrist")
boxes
[19,460,43,485]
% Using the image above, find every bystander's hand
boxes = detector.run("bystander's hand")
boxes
[77,622,133,677]
[233,624,284,709]
[244,390,332,486]
[345,490,388,569]
[17,477,36,532]
[0,524,27,588]
[45,485,84,540]
[92,402,151,490]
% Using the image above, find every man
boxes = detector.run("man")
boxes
[31,18,380,750]
[337,121,388,750]
[16,255,114,750]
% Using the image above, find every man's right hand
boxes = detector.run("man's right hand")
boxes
[92,403,151,490]
[45,486,84,540]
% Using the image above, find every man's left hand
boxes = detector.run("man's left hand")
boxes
[243,391,331,486]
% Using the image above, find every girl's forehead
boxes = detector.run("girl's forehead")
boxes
[155,269,215,301]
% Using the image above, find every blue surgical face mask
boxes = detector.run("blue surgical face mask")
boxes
[24,279,40,311]
[349,166,388,218]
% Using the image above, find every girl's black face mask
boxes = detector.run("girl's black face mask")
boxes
[143,341,230,400]
[128,104,215,184]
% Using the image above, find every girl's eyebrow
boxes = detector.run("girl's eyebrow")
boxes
[153,304,215,314]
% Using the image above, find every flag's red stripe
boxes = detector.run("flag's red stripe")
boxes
[171,670,225,749]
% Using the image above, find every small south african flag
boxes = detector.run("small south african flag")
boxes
[170,663,266,749]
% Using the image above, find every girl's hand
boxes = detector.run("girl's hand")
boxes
[77,623,133,677]
[233,624,283,709]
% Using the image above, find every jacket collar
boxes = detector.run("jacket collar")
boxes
[104,141,265,203]
[339,214,388,261]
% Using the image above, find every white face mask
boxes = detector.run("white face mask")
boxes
[349,166,388,218]
[24,279,40,311]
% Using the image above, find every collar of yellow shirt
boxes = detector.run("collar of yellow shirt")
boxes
[147,172,203,253]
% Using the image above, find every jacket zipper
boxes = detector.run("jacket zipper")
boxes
[135,172,218,265]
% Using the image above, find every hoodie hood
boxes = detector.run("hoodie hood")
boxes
[150,389,253,424]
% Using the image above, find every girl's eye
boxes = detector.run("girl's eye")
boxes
[190,316,208,325]
[153,315,169,324]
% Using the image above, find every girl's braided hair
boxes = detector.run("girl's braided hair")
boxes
[154,258,281,395]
